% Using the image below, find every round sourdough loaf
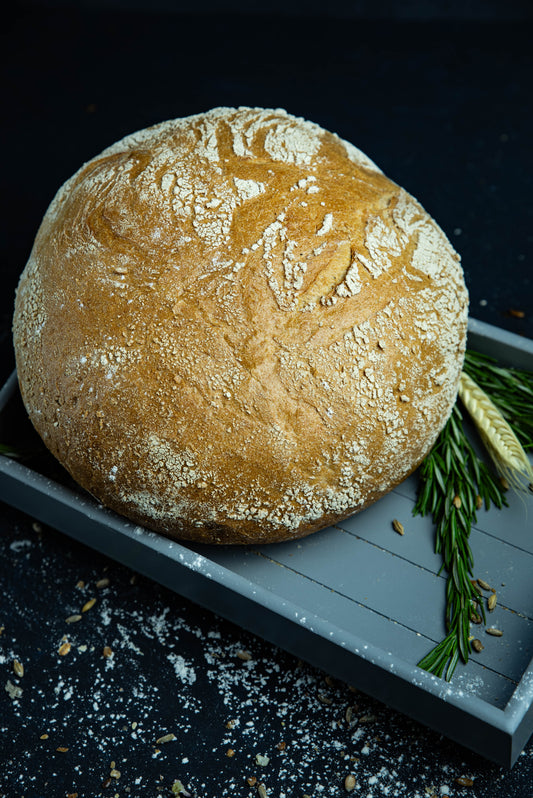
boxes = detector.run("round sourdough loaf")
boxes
[13,107,468,544]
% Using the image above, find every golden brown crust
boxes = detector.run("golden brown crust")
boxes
[13,107,468,544]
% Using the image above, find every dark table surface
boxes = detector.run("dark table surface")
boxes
[1,4,533,797]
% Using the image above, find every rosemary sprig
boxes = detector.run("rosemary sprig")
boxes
[414,402,507,680]
[416,349,533,680]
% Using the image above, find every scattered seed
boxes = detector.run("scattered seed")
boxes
[255,754,270,766]
[475,494,483,510]
[155,733,176,744]
[486,627,503,637]
[452,495,462,509]
[32,521,42,533]
[470,610,482,624]
[56,747,69,753]
[110,768,121,779]
[324,675,335,687]
[81,598,96,613]
[95,578,110,589]
[65,614,82,624]
[476,578,491,591]
[66,793,78,798]
[470,580,482,595]
[76,580,85,589]
[226,749,235,757]
[345,706,353,723]
[226,720,236,729]
[392,519,404,535]
[276,741,286,750]
[247,776,257,787]
[103,646,113,658]
[455,776,474,787]
[345,774,356,792]
[40,733,49,740]
[236,649,252,661]
[471,639,484,653]
[317,693,332,704]
[508,308,525,318]
[13,659,24,678]
[101,777,112,788]
[487,592,497,612]
[58,642,71,656]
[257,784,268,798]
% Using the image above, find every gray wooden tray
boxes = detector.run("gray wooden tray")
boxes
[1,317,532,767]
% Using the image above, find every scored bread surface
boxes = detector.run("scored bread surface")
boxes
[13,107,469,544]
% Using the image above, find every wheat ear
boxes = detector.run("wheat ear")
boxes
[458,371,533,490]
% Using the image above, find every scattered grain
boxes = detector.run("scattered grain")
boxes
[236,649,252,661]
[345,774,356,792]
[452,495,461,509]
[455,776,474,787]
[58,641,71,656]
[156,733,176,744]
[13,659,24,678]
[317,693,333,704]
[81,598,97,613]
[392,519,404,535]
[486,628,503,637]
[471,639,484,653]
[65,614,82,624]
[487,592,497,612]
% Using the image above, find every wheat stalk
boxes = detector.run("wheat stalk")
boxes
[458,371,533,490]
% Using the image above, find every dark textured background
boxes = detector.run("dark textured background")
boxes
[1,3,532,796]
